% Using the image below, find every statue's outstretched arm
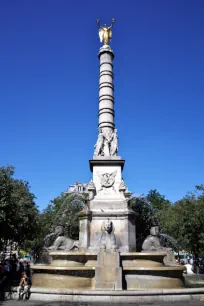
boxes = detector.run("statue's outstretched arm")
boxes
[108,19,116,29]
[96,19,101,28]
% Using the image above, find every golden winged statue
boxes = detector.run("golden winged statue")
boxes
[96,18,116,45]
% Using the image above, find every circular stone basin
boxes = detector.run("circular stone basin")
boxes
[123,266,185,271]
[121,252,167,267]
[124,266,185,290]
[31,265,95,271]
[49,251,86,267]
[48,251,97,267]
[184,274,204,288]
[31,266,95,290]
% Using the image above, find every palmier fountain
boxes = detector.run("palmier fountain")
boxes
[30,20,204,303]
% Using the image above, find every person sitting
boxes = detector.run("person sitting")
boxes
[17,272,31,300]
[184,260,194,275]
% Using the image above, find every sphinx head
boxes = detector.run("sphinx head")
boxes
[150,226,159,236]
[55,225,64,236]
[103,219,113,234]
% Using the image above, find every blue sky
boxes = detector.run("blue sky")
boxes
[0,0,204,210]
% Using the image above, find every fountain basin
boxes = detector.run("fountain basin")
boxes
[49,251,97,267]
[32,251,186,290]
[124,266,185,290]
[32,266,95,290]
[121,252,166,267]
[184,274,204,288]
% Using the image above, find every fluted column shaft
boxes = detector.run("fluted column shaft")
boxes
[98,47,115,131]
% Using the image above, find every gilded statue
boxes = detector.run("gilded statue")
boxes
[96,18,116,45]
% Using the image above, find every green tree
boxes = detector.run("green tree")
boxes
[129,196,154,241]
[52,192,85,240]
[36,192,85,243]
[0,165,39,252]
[158,185,204,257]
[146,189,171,212]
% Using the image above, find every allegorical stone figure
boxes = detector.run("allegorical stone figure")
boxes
[110,129,118,156]
[94,128,118,157]
[48,225,79,251]
[142,226,176,265]
[96,18,116,45]
[100,219,117,250]
[94,129,104,156]
[103,138,110,156]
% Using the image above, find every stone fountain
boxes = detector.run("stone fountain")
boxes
[30,20,204,303]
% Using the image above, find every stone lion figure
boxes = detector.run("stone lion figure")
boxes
[48,225,79,251]
[100,219,117,250]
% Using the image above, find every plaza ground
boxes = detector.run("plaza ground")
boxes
[1,299,204,306]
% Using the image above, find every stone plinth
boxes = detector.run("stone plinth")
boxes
[85,210,136,252]
[95,249,122,290]
[78,156,137,252]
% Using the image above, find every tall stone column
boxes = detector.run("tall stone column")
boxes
[98,46,115,132]
[78,23,136,253]
[94,45,118,158]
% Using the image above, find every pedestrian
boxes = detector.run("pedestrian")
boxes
[17,272,31,300]
[185,260,194,275]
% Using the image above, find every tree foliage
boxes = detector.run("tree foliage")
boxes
[159,185,204,256]
[51,192,85,240]
[0,165,39,252]
[146,189,171,212]
[129,195,154,241]
[35,192,85,243]
[2,164,203,259]
[129,189,171,242]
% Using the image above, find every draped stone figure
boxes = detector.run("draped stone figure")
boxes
[103,138,110,156]
[94,128,118,157]
[94,129,104,156]
[110,129,118,156]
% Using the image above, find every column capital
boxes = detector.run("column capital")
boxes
[98,45,114,59]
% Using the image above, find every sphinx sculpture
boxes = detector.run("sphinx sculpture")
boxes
[100,219,117,250]
[142,226,176,265]
[48,225,79,252]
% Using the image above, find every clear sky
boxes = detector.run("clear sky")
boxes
[0,0,204,210]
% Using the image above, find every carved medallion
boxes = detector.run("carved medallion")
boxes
[98,170,117,188]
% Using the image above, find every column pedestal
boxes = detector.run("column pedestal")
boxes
[79,157,136,252]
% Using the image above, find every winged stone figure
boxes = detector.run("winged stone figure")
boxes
[96,19,116,45]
